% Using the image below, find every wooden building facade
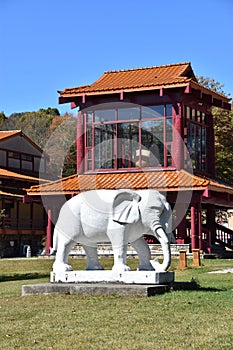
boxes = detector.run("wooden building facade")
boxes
[0,131,47,257]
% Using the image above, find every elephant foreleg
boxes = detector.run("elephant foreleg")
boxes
[83,245,104,270]
[53,238,75,273]
[131,237,155,271]
[112,244,130,272]
[107,221,131,272]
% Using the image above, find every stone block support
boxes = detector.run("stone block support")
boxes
[179,250,187,269]
[192,249,201,267]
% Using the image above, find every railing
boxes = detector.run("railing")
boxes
[201,226,212,253]
[69,243,190,257]
[215,223,233,249]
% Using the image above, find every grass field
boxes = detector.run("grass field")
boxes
[0,257,233,350]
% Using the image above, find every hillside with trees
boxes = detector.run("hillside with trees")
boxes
[0,108,77,178]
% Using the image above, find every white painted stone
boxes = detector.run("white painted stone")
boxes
[50,270,174,285]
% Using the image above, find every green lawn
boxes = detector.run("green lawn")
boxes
[0,257,233,350]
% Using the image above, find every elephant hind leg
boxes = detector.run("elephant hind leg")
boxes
[83,245,104,270]
[131,237,155,271]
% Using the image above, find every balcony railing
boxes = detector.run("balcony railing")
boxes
[215,223,233,249]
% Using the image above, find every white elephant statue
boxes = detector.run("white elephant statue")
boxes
[52,189,175,273]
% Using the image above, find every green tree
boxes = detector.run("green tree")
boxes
[197,76,229,96]
[213,106,233,183]
[0,112,6,126]
[43,113,77,178]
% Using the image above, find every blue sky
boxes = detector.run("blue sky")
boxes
[1,0,233,116]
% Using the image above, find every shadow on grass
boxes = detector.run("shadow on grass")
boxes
[172,279,223,292]
[0,273,49,282]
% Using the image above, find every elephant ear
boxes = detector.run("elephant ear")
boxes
[112,191,141,224]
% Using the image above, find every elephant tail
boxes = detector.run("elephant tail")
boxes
[50,228,58,255]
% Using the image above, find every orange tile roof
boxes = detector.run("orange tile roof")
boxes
[0,168,47,183]
[59,62,194,96]
[0,130,21,140]
[208,178,233,193]
[58,62,230,103]
[0,130,44,154]
[26,169,213,195]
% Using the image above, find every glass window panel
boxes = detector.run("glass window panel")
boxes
[117,123,139,168]
[86,112,93,123]
[166,104,172,116]
[141,120,164,166]
[94,124,116,169]
[87,150,92,171]
[166,145,172,166]
[141,105,164,118]
[186,106,190,119]
[22,161,32,170]
[201,128,206,171]
[8,158,20,168]
[191,108,196,120]
[8,151,20,159]
[22,154,32,161]
[88,149,92,159]
[187,122,207,171]
[94,109,116,122]
[86,125,92,147]
[166,118,173,142]
[118,107,140,120]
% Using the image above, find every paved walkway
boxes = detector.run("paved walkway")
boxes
[208,268,233,274]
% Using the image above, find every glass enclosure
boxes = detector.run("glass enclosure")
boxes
[83,104,173,172]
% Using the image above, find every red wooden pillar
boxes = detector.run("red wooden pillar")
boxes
[191,204,198,249]
[197,202,203,252]
[76,111,84,174]
[176,217,187,244]
[46,209,52,255]
[176,203,187,244]
[172,103,184,170]
[30,202,33,229]
[17,201,20,229]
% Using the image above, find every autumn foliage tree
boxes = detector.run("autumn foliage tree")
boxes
[0,108,77,178]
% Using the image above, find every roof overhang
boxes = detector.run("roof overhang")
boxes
[0,168,48,183]
[59,81,231,111]
[0,190,23,199]
[25,170,233,208]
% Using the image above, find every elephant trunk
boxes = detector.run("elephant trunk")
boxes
[151,222,171,272]
[157,230,171,271]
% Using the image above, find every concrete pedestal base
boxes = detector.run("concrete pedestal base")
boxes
[50,270,174,285]
[22,283,172,297]
[22,271,174,297]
